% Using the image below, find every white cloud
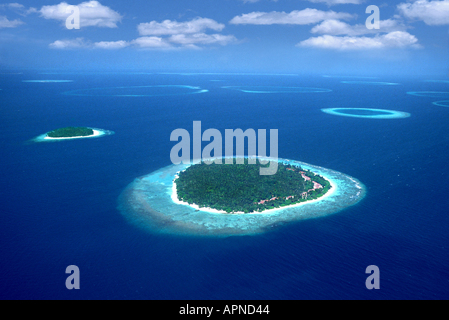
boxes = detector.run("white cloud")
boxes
[0,3,25,10]
[311,19,408,36]
[0,3,38,16]
[237,0,363,4]
[0,15,23,28]
[0,3,27,25]
[138,17,225,36]
[40,1,121,28]
[50,37,174,49]
[240,0,365,6]
[229,9,354,25]
[49,15,236,50]
[306,0,364,5]
[93,40,129,49]
[168,33,237,45]
[381,31,420,47]
[134,17,236,49]
[311,19,360,35]
[50,33,236,50]
[49,37,88,49]
[298,31,420,49]
[50,38,131,49]
[398,0,449,25]
[131,37,173,48]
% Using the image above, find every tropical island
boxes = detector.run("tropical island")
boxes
[118,157,365,236]
[174,158,332,214]
[29,127,114,143]
[46,127,94,138]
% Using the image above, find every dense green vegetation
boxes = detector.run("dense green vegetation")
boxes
[47,127,94,138]
[175,158,332,213]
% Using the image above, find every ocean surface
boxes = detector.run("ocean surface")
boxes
[1,72,448,299]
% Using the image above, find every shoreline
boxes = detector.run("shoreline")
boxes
[170,170,338,215]
[44,129,102,140]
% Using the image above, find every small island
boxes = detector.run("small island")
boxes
[46,127,94,138]
[29,127,114,143]
[174,158,331,214]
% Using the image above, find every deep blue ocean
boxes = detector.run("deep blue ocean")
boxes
[1,72,448,300]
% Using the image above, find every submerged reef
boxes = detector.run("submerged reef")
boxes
[321,108,411,119]
[432,101,449,107]
[62,85,208,97]
[340,81,400,85]
[221,86,332,93]
[22,80,73,83]
[407,92,449,98]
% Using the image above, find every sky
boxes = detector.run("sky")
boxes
[0,0,448,75]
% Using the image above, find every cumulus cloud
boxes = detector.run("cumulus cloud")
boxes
[131,37,172,48]
[168,33,237,45]
[229,9,354,25]
[0,3,27,27]
[297,31,420,50]
[306,0,365,5]
[311,19,408,36]
[0,15,23,28]
[50,38,132,49]
[0,3,25,10]
[237,0,363,4]
[138,17,225,36]
[93,40,129,49]
[40,1,121,28]
[397,0,449,25]
[1,3,38,16]
[49,16,236,50]
[50,33,235,50]
[134,17,236,49]
[49,37,88,49]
